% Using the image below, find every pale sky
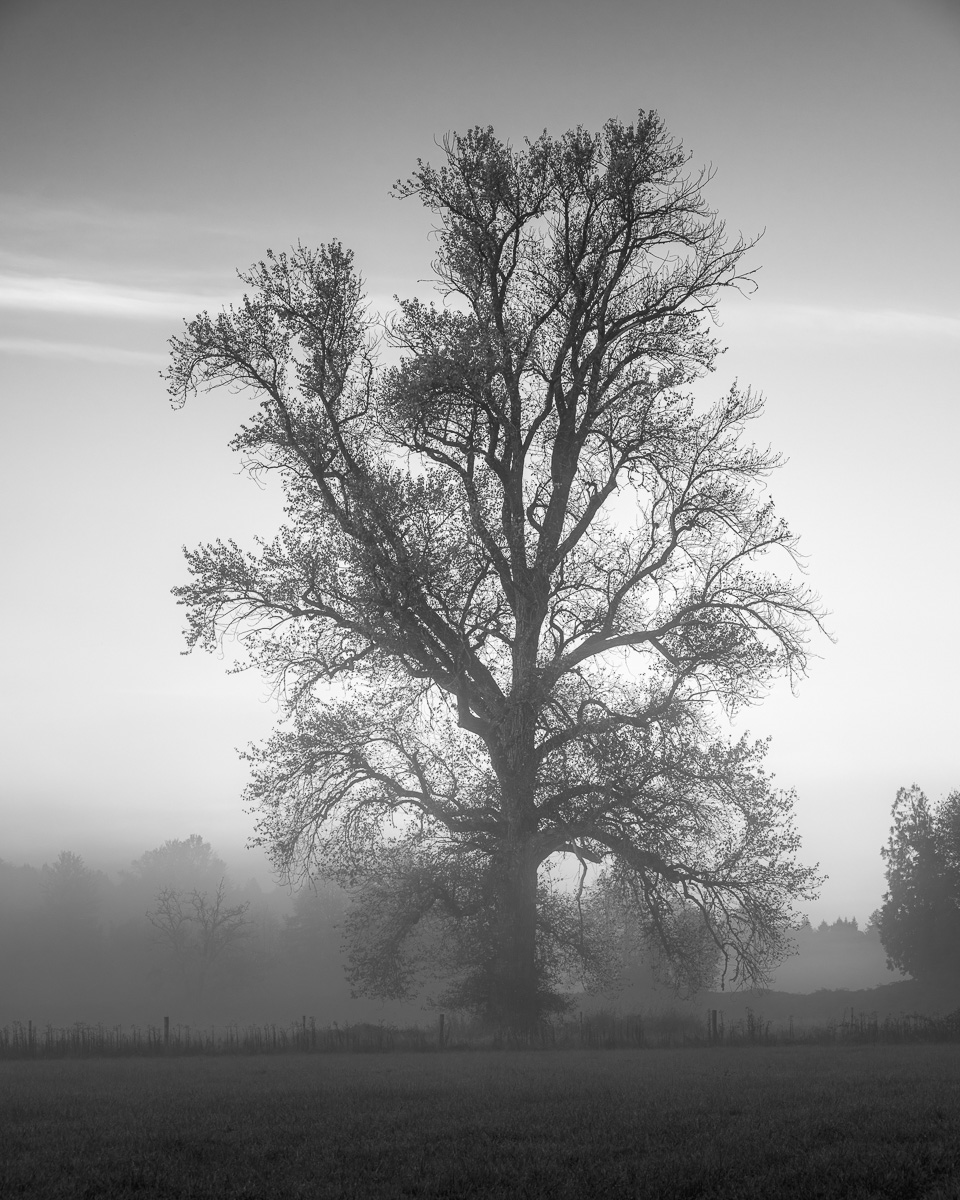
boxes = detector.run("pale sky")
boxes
[1,0,958,922]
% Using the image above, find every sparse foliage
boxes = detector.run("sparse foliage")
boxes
[166,111,823,1032]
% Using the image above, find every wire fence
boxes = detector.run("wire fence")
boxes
[3,1006,960,1059]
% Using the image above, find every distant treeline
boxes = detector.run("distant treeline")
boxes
[770,916,903,993]
[0,836,410,1029]
[0,836,904,1030]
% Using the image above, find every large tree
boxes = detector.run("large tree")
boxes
[875,785,960,985]
[166,112,823,1033]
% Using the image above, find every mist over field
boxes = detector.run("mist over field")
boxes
[1,835,904,1032]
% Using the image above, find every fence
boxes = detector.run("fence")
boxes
[3,1006,960,1059]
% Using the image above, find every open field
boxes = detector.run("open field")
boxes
[4,1044,960,1198]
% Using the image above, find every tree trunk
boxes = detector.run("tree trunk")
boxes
[490,837,541,1039]
[489,653,546,1037]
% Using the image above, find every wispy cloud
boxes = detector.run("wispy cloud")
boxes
[721,301,960,341]
[5,281,956,364]
[0,193,256,293]
[0,274,225,320]
[0,337,164,365]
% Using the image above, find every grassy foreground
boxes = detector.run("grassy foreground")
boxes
[4,1044,960,1198]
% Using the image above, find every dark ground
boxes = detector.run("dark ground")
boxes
[4,1043,960,1198]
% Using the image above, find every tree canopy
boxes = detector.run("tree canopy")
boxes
[125,835,228,894]
[876,785,960,984]
[165,111,824,1032]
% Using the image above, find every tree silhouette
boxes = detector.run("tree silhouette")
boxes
[166,112,823,1033]
[148,879,251,1001]
[876,785,960,984]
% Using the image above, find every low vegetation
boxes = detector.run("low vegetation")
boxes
[5,1044,960,1198]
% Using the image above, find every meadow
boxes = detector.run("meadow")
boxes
[4,1042,960,1198]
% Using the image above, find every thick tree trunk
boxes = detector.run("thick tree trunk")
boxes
[490,838,541,1038]
[489,615,548,1036]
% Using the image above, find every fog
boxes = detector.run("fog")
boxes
[0,837,420,1030]
[0,835,904,1032]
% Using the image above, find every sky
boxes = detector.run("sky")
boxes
[1,0,958,923]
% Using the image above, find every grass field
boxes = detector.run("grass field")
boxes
[4,1044,960,1198]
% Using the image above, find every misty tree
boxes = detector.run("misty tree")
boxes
[280,884,350,994]
[126,835,228,895]
[166,111,823,1033]
[41,852,105,950]
[42,852,104,926]
[875,785,960,985]
[148,879,251,1001]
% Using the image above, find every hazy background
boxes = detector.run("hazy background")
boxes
[2,0,958,937]
[0,838,905,1027]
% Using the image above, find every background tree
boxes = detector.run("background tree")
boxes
[41,851,105,934]
[125,834,228,896]
[40,851,107,980]
[120,835,250,1008]
[166,111,823,1033]
[280,883,350,998]
[875,785,960,985]
[148,879,251,1002]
